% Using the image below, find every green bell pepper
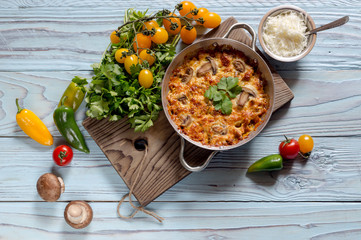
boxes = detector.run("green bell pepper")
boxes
[247,154,283,173]
[54,97,89,153]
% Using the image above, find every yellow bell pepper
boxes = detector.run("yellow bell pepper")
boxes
[16,98,53,146]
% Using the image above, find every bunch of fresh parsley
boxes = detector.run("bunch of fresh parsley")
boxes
[204,77,242,115]
[84,9,177,132]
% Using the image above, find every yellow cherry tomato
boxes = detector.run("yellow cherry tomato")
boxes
[180,26,197,45]
[138,69,154,88]
[139,49,156,66]
[124,54,139,75]
[110,30,120,44]
[163,13,182,35]
[203,12,221,28]
[194,7,209,25]
[143,20,159,30]
[114,48,129,64]
[133,33,152,53]
[298,134,314,154]
[151,27,169,44]
[179,1,196,18]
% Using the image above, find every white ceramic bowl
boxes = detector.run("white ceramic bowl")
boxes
[258,5,317,62]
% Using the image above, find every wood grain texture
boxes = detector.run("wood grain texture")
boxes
[2,0,361,8]
[1,202,361,240]
[1,136,361,202]
[0,5,358,71]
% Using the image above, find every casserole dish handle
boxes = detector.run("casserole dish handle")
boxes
[179,138,219,172]
[222,23,257,51]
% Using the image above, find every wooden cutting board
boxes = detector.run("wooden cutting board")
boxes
[82,17,294,206]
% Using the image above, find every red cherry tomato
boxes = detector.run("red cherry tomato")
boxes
[53,145,73,166]
[279,136,300,160]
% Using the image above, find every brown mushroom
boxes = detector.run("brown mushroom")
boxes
[243,86,257,97]
[212,124,228,135]
[197,62,212,77]
[64,201,93,229]
[36,173,65,202]
[237,92,250,107]
[206,56,217,75]
[237,86,258,107]
[181,67,193,84]
[197,57,217,77]
[180,115,192,127]
[177,94,187,104]
[233,59,245,72]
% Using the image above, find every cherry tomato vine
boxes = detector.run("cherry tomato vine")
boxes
[110,2,221,72]
[86,2,222,132]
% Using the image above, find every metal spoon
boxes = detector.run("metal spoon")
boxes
[305,16,349,35]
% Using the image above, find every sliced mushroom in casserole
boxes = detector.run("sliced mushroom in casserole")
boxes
[206,56,217,75]
[197,57,217,77]
[181,67,193,84]
[180,115,192,127]
[211,124,228,135]
[177,94,187,104]
[233,59,245,73]
[237,86,258,107]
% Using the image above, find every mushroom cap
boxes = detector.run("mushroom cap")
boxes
[36,173,63,202]
[64,201,93,229]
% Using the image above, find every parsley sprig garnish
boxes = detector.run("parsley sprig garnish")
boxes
[204,77,242,115]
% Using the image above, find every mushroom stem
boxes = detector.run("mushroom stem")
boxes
[64,201,93,229]
[237,92,250,107]
[67,204,87,224]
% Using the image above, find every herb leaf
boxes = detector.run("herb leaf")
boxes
[221,97,233,115]
[204,77,242,115]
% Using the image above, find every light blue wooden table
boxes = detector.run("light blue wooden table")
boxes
[1,0,361,239]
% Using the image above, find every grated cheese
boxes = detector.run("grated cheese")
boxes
[262,10,308,57]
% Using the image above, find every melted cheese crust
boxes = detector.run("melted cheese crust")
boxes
[167,47,270,147]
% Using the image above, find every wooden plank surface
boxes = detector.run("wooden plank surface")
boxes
[1,0,361,239]
[1,136,361,202]
[0,4,357,71]
[1,202,361,240]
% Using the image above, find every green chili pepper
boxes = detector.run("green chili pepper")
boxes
[247,154,283,173]
[54,97,89,153]
[58,77,87,112]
